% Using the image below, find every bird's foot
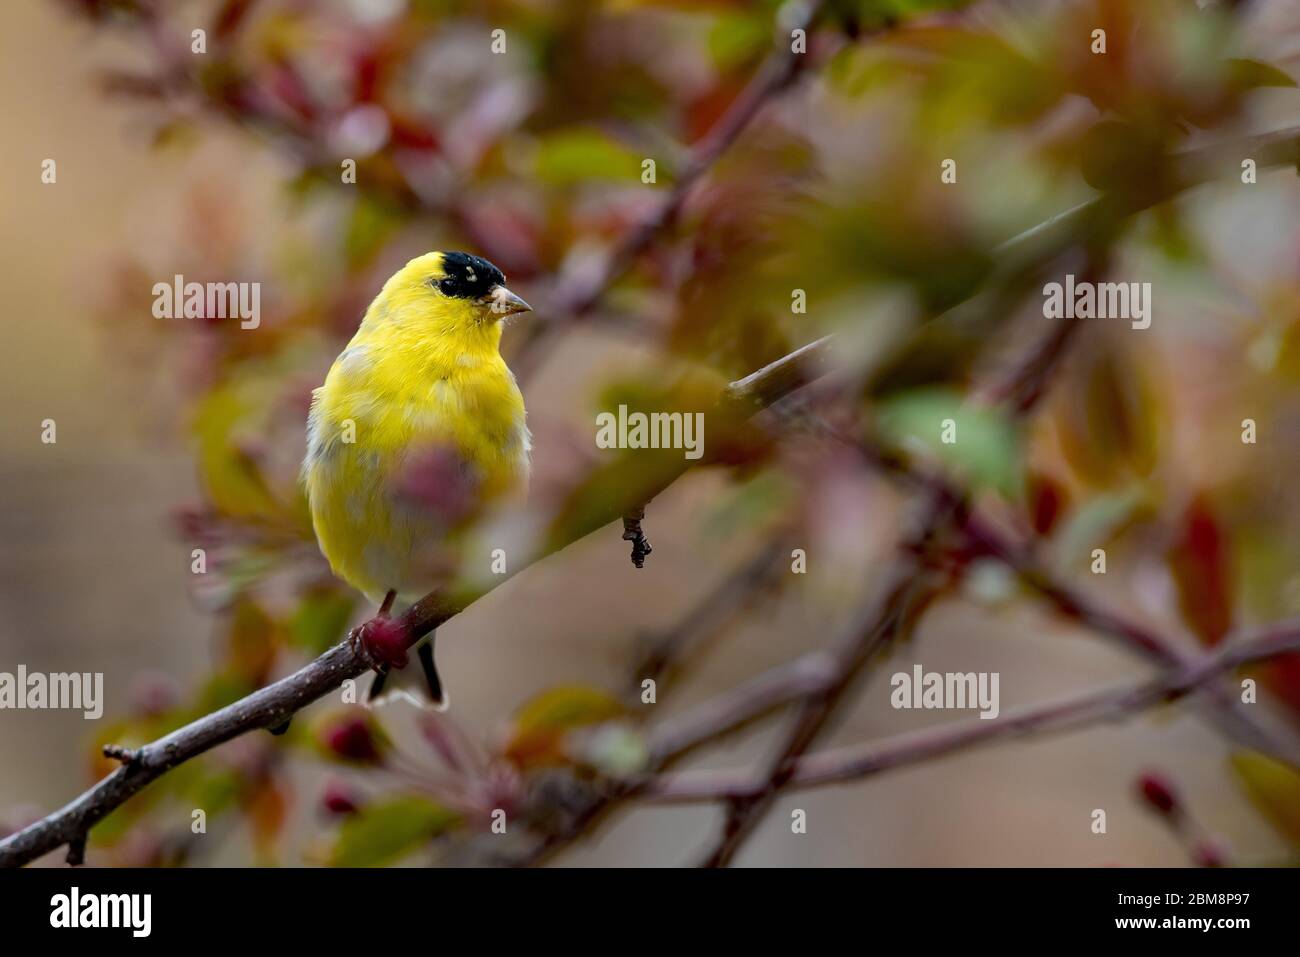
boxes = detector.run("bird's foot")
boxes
[622,507,652,568]
[348,614,411,672]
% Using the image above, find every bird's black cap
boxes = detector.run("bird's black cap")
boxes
[435,252,506,300]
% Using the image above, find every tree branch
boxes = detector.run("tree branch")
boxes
[7,0,840,868]
[0,335,838,869]
[641,624,1300,803]
[10,105,1299,867]
[509,119,1300,861]
[955,509,1300,766]
[629,528,795,699]
[696,255,1095,865]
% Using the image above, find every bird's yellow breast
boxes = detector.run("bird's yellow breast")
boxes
[303,291,529,603]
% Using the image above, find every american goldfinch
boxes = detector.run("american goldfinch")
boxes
[303,251,532,707]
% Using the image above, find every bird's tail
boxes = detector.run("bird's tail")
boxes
[367,630,448,710]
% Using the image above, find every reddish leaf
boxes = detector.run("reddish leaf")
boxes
[247,780,288,854]
[1261,652,1300,724]
[1168,496,1234,646]
[1027,471,1068,536]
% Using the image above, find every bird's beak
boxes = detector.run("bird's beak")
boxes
[483,284,532,318]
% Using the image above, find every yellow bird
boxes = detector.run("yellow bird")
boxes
[303,251,532,707]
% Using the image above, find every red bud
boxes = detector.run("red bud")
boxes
[322,716,383,764]
[359,616,411,670]
[1137,771,1180,817]
[322,781,362,815]
[1192,839,1227,868]
[1027,472,1067,536]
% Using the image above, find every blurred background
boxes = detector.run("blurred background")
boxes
[3,0,1300,867]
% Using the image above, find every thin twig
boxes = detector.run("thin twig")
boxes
[957,509,1300,765]
[698,486,959,866]
[508,122,1300,863]
[696,242,1097,866]
[629,529,795,699]
[507,0,833,382]
[642,624,1300,802]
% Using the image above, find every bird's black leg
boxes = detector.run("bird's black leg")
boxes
[367,667,390,702]
[416,635,445,707]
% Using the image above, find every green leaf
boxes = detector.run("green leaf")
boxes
[707,13,769,71]
[875,388,1020,497]
[825,46,899,99]
[504,685,626,767]
[1056,342,1161,487]
[1230,751,1300,850]
[868,0,976,16]
[512,685,625,732]
[331,796,460,867]
[194,671,257,714]
[90,800,146,847]
[191,380,282,521]
[290,588,356,654]
[1050,486,1149,570]
[579,723,650,776]
[188,769,243,817]
[703,470,793,541]
[1225,58,1296,91]
[533,128,645,185]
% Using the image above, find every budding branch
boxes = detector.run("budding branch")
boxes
[10,2,1300,869]
[0,336,833,869]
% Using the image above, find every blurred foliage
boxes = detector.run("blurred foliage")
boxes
[1230,751,1300,851]
[875,387,1021,496]
[502,685,626,767]
[48,0,1300,865]
[330,796,460,867]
